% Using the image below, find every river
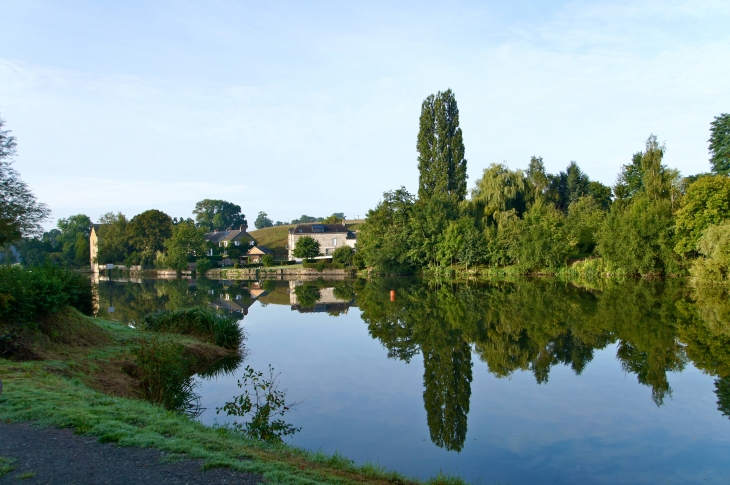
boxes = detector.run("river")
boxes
[93,275,730,484]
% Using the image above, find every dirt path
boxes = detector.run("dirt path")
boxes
[0,422,262,485]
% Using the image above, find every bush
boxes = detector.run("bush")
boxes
[0,265,93,326]
[195,258,214,275]
[331,246,354,265]
[142,307,243,349]
[262,254,275,267]
[131,335,198,413]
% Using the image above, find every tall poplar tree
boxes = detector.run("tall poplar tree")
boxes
[417,89,467,203]
[709,113,730,175]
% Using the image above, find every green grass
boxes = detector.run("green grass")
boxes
[0,457,18,477]
[249,226,294,259]
[14,471,36,480]
[0,359,460,485]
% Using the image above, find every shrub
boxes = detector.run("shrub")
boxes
[131,335,199,413]
[331,246,354,265]
[142,307,243,349]
[0,265,93,326]
[261,254,275,267]
[195,258,214,275]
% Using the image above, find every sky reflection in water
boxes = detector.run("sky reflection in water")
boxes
[95,277,730,484]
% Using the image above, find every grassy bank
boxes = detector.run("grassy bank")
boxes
[0,310,465,485]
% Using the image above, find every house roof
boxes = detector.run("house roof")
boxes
[205,227,254,243]
[289,223,354,236]
[246,245,274,255]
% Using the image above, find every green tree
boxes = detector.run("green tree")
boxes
[254,211,274,229]
[709,113,730,175]
[466,163,528,228]
[567,196,605,255]
[96,212,130,265]
[417,89,467,203]
[437,218,486,269]
[587,181,613,211]
[331,245,354,265]
[552,161,590,211]
[614,152,645,200]
[292,236,320,260]
[261,254,275,267]
[164,221,206,270]
[357,188,417,274]
[597,195,678,275]
[323,213,345,224]
[641,134,670,201]
[689,222,730,285]
[127,209,173,264]
[0,115,50,244]
[526,156,549,202]
[505,201,576,272]
[674,175,730,256]
[56,214,92,267]
[193,199,247,231]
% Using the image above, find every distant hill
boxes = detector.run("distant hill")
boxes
[249,220,364,260]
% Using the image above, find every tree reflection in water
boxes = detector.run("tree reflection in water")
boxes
[357,277,730,452]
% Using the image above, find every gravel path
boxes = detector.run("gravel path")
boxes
[0,422,263,485]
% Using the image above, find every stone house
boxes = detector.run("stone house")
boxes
[204,226,256,258]
[287,223,356,260]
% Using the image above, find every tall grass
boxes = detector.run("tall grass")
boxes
[142,307,243,349]
[131,335,201,416]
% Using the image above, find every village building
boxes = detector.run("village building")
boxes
[203,226,256,257]
[90,224,102,273]
[287,223,356,260]
[244,245,274,264]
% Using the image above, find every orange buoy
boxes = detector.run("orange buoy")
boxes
[390,290,396,301]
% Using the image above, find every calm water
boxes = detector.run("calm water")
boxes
[94,276,730,484]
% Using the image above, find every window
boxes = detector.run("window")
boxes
[235,241,239,246]
[249,240,255,246]
[332,238,337,246]
[224,241,228,247]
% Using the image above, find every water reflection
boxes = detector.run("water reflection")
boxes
[358,278,730,452]
[92,275,730,455]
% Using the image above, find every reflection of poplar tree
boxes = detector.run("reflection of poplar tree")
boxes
[422,339,472,452]
[715,377,730,418]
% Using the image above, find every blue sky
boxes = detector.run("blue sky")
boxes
[1,0,728,226]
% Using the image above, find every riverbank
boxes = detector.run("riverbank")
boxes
[0,310,460,485]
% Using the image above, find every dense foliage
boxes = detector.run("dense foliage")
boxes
[0,265,93,325]
[142,306,243,349]
[358,92,727,277]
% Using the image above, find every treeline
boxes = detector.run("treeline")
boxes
[1,198,251,269]
[358,90,730,278]
[253,211,346,229]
